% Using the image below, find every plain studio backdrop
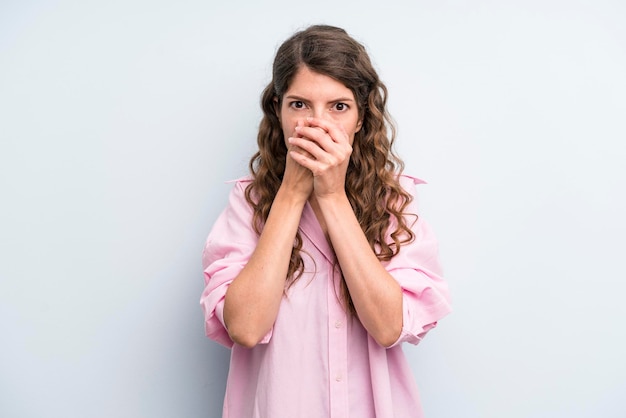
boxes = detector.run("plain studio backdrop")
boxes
[1,1,625,417]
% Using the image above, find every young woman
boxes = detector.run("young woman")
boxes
[201,24,451,418]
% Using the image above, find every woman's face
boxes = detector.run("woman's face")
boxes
[278,66,362,146]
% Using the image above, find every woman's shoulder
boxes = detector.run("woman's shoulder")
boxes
[214,176,254,210]
[398,173,427,185]
[226,175,254,186]
[397,173,427,190]
[223,175,254,195]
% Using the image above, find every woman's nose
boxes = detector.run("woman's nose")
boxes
[310,107,332,121]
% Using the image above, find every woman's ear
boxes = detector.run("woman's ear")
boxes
[273,97,280,120]
[355,117,363,133]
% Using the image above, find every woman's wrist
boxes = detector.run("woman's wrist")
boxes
[275,184,310,207]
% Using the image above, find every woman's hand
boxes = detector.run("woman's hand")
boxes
[287,117,352,199]
[290,117,403,347]
[281,120,314,201]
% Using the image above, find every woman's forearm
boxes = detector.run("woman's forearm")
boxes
[223,188,307,348]
[316,193,403,347]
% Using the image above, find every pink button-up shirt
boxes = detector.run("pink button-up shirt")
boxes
[201,175,451,418]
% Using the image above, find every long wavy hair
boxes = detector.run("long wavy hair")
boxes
[245,25,415,313]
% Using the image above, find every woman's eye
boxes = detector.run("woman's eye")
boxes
[291,101,305,109]
[334,103,348,111]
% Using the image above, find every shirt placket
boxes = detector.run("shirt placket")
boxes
[327,265,349,417]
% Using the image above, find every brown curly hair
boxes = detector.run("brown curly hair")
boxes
[245,25,415,313]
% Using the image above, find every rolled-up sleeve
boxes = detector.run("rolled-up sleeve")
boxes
[200,179,270,348]
[386,176,452,348]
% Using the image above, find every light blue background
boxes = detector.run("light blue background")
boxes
[1,1,625,417]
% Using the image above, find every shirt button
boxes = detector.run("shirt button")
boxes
[335,374,343,382]
[334,321,342,328]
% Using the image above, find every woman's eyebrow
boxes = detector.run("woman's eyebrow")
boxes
[285,94,355,102]
[284,95,308,101]
[330,97,355,103]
